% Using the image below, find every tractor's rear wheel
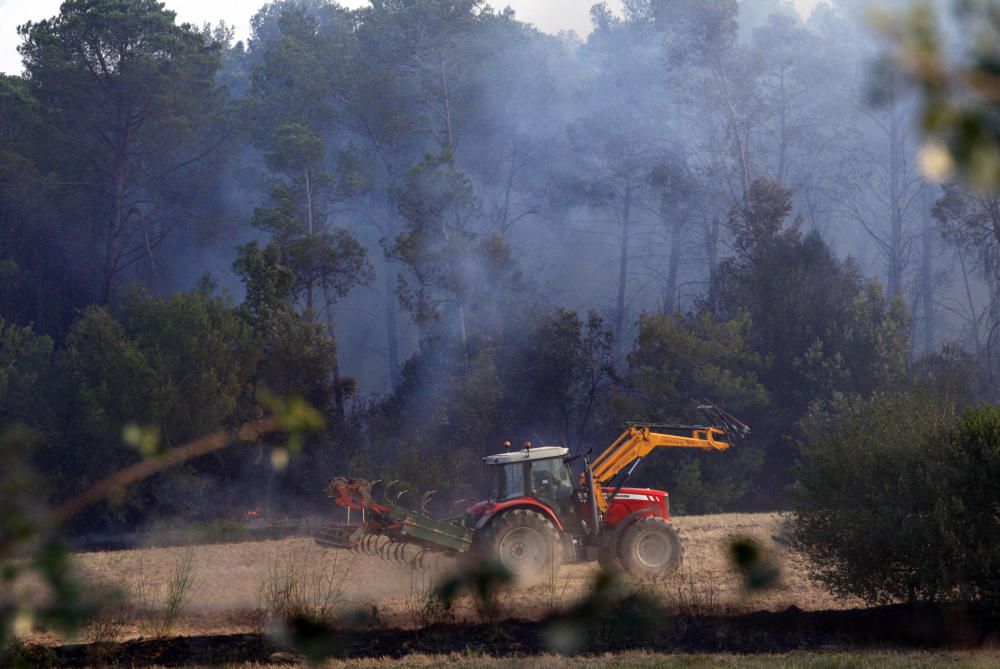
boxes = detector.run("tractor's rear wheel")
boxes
[618,516,682,579]
[477,509,562,584]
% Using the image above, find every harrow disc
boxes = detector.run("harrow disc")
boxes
[356,533,390,557]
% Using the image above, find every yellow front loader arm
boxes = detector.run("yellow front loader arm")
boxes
[588,425,733,513]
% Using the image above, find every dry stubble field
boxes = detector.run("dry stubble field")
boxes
[31,511,860,645]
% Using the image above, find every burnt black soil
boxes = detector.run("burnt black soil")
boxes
[12,604,1000,667]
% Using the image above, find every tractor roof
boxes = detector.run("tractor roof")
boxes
[483,445,569,465]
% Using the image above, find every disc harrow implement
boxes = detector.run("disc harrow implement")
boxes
[314,477,473,573]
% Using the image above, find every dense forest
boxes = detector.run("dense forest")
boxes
[0,0,995,534]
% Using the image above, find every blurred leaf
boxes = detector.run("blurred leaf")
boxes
[270,447,290,470]
[122,423,161,456]
[542,619,586,655]
[730,538,780,592]
[434,557,513,622]
[256,389,325,455]
[285,613,340,663]
[877,0,1000,191]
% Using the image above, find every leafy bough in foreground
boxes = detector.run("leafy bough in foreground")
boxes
[0,395,324,647]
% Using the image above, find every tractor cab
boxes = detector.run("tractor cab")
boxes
[483,445,574,508]
[463,444,578,530]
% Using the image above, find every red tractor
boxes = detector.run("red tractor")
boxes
[317,405,748,581]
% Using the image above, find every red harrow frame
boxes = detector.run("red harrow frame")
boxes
[313,477,473,572]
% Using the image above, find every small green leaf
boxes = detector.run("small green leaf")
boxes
[122,423,161,456]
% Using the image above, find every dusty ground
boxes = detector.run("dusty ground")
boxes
[34,512,858,643]
[669,513,859,611]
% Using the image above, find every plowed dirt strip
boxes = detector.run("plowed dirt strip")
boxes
[21,605,1000,667]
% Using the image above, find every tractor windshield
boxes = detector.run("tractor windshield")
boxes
[489,457,574,505]
[530,457,574,506]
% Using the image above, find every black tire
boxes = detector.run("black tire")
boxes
[618,516,683,579]
[476,509,563,583]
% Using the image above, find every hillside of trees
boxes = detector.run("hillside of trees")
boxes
[1,0,996,534]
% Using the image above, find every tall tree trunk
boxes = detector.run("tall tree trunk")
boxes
[305,165,315,313]
[988,268,1000,358]
[498,140,517,233]
[320,284,345,421]
[712,61,751,199]
[383,261,401,390]
[458,303,468,347]
[888,108,904,299]
[329,324,345,421]
[102,133,130,303]
[706,215,721,311]
[957,250,983,355]
[614,181,633,359]
[919,193,935,353]
[305,166,315,236]
[983,201,1000,380]
[383,189,401,390]
[439,56,454,154]
[665,213,682,313]
[776,67,788,185]
[433,189,467,351]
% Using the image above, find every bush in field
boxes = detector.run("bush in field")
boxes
[791,391,1000,605]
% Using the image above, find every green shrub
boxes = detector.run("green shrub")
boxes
[791,392,1000,606]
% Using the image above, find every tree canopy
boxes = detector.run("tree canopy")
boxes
[0,0,996,532]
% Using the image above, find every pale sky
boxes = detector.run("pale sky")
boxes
[0,0,819,76]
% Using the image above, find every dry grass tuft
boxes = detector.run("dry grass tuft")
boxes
[639,565,724,617]
[255,544,351,632]
[76,544,198,665]
[154,547,197,637]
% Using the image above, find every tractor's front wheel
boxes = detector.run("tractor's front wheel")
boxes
[477,509,562,584]
[618,516,683,578]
